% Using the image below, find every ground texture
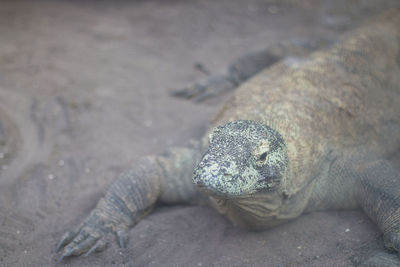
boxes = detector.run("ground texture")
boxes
[0,0,399,266]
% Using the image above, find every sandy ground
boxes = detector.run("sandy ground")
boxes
[0,0,399,266]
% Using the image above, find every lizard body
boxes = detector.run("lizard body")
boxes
[57,10,400,264]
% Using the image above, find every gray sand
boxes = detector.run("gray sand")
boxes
[0,1,399,266]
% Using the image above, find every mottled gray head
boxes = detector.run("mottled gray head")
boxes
[193,120,288,198]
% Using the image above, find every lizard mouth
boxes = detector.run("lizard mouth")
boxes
[194,178,258,200]
[194,180,224,198]
[194,179,233,199]
[194,174,280,200]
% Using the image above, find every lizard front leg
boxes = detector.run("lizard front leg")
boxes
[354,159,400,254]
[306,157,400,265]
[56,146,202,261]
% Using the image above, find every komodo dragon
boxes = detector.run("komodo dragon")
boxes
[57,10,400,264]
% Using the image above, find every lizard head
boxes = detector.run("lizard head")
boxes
[193,120,288,198]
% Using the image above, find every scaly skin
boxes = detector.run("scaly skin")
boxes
[172,37,333,102]
[57,10,400,264]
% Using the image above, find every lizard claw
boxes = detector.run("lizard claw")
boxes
[56,208,131,261]
[56,222,85,252]
[56,231,76,253]
[84,238,107,257]
[117,229,128,248]
[58,229,101,261]
[171,84,206,99]
[171,76,234,102]
[56,210,113,261]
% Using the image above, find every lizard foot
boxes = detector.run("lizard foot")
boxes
[383,230,400,254]
[56,209,129,261]
[171,75,235,102]
[360,230,400,266]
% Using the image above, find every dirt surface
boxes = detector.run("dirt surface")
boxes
[0,0,399,266]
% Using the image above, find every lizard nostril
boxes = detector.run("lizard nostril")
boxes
[195,179,205,187]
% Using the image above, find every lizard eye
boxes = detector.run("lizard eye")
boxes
[253,140,270,165]
[255,151,269,167]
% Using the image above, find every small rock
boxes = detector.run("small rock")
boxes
[268,5,278,14]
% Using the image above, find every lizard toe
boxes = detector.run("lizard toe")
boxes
[57,226,102,261]
[56,230,77,253]
[84,238,107,257]
[171,83,205,99]
[116,229,128,248]
[56,221,86,252]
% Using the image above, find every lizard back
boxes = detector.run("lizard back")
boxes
[210,10,400,194]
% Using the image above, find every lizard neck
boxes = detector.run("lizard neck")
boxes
[208,192,287,230]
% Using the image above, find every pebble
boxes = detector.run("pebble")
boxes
[268,5,278,14]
